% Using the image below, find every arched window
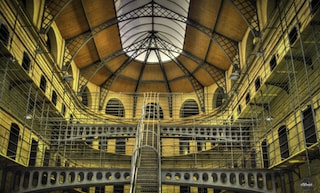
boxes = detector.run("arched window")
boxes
[144,102,163,119]
[302,106,317,147]
[80,86,90,107]
[40,75,47,92]
[0,23,9,46]
[105,98,125,117]
[245,31,256,59]
[278,125,289,159]
[237,104,242,115]
[261,139,269,168]
[29,139,38,166]
[288,25,299,47]
[255,76,261,91]
[180,99,199,118]
[213,87,225,108]
[245,92,250,104]
[51,90,57,106]
[61,103,66,116]
[22,52,31,72]
[270,55,277,71]
[47,28,58,61]
[7,123,20,159]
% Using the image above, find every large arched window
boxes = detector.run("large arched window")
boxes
[105,98,125,117]
[278,125,289,159]
[47,28,58,61]
[180,99,199,118]
[80,86,90,107]
[0,23,10,46]
[7,123,20,159]
[213,87,225,108]
[144,102,163,119]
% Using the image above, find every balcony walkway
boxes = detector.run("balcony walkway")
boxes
[6,167,278,193]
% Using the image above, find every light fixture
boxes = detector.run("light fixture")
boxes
[62,62,70,71]
[256,51,263,57]
[266,116,274,121]
[63,74,73,81]
[35,47,43,54]
[24,113,33,120]
[10,57,16,63]
[229,71,240,80]
[229,64,241,80]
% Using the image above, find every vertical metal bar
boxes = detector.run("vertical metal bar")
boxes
[0,58,10,102]
[27,90,38,165]
[18,83,33,164]
[311,23,320,69]
[294,1,319,139]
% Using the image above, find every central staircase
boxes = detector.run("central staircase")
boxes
[130,93,161,193]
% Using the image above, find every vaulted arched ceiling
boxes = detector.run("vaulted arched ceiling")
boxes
[46,0,258,97]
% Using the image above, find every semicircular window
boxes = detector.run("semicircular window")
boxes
[144,103,163,119]
[105,98,125,117]
[213,87,225,108]
[180,99,199,118]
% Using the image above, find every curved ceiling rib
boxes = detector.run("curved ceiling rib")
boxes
[62,1,239,72]
[52,0,252,97]
[40,0,73,34]
[79,37,225,99]
[77,49,125,95]
[115,0,189,64]
[79,32,227,110]
[228,0,260,37]
[170,57,205,113]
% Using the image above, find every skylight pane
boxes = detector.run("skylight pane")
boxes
[114,0,190,63]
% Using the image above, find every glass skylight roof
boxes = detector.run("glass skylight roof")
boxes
[114,0,190,63]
